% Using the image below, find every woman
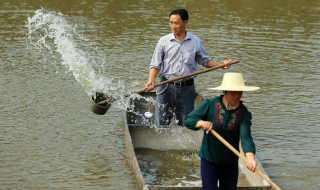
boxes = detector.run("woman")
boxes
[184,72,259,190]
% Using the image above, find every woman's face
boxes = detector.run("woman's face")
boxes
[224,91,243,104]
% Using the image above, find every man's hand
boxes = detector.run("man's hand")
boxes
[145,68,159,92]
[145,81,155,92]
[222,60,233,69]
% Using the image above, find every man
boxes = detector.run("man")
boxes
[145,9,232,126]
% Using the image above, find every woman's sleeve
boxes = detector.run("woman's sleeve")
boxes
[184,99,210,130]
[240,110,256,154]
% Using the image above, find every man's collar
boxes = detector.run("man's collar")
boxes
[170,31,191,41]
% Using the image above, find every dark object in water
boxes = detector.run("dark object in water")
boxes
[90,92,112,115]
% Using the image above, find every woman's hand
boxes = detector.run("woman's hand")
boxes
[245,152,257,172]
[196,120,213,134]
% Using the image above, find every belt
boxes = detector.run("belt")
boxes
[162,77,194,87]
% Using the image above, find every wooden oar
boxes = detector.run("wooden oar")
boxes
[97,60,239,106]
[210,129,282,190]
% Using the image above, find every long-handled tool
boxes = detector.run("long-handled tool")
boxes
[210,129,282,190]
[91,60,239,115]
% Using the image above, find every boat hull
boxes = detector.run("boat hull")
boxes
[122,92,272,190]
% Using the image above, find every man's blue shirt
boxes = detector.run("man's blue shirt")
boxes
[149,32,212,80]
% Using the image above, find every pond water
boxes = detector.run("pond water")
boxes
[1,0,319,189]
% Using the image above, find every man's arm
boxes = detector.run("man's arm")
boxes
[145,67,159,92]
[207,59,232,69]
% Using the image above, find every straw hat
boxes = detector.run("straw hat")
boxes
[209,72,259,91]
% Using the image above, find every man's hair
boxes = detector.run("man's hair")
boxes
[170,9,189,21]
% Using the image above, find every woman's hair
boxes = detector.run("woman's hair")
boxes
[170,9,189,21]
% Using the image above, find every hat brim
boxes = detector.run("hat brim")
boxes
[208,86,260,92]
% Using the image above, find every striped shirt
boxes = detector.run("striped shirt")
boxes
[149,32,212,80]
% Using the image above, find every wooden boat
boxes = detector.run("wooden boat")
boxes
[122,92,272,190]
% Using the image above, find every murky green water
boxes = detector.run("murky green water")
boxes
[1,0,319,189]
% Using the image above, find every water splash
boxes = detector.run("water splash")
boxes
[25,8,129,108]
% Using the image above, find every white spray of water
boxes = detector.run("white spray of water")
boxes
[25,8,171,129]
[25,8,131,109]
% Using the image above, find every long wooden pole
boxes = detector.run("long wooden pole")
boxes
[98,60,239,105]
[210,129,282,190]
[133,60,239,94]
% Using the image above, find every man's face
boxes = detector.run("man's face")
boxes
[169,14,187,36]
